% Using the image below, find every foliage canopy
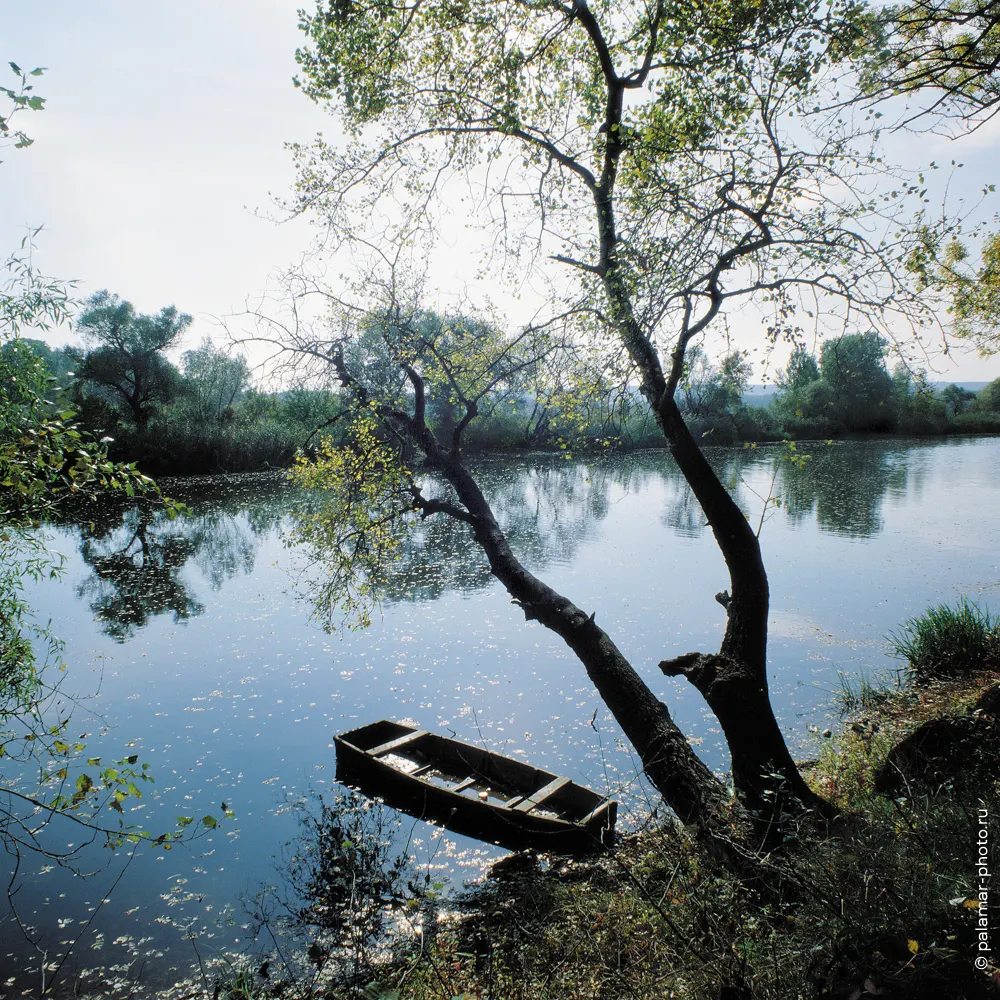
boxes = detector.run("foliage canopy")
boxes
[77,290,191,425]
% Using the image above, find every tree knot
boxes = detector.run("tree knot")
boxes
[659,652,733,695]
[510,598,539,623]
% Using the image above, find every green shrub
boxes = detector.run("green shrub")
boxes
[974,376,1000,413]
[106,419,303,475]
[952,411,1000,434]
[888,598,999,683]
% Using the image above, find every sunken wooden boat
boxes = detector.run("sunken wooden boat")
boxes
[335,720,617,854]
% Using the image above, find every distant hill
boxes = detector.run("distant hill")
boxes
[940,382,989,393]
[741,385,779,408]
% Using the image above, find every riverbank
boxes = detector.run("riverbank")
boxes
[105,413,1000,477]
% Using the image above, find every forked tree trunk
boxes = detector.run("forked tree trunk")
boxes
[334,347,738,835]
[595,212,831,835]
[419,376,830,840]
[655,394,832,831]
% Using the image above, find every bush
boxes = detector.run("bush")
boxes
[974,376,1000,413]
[773,413,839,439]
[680,406,778,446]
[105,419,303,475]
[888,598,1000,683]
[952,411,1000,434]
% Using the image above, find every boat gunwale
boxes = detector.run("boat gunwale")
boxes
[335,721,615,834]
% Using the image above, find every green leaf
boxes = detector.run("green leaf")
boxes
[9,62,22,75]
[177,815,194,827]
[201,814,218,829]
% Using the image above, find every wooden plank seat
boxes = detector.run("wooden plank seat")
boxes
[512,776,571,813]
[369,730,429,757]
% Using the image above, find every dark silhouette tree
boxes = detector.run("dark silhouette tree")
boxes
[77,290,190,425]
[819,333,895,431]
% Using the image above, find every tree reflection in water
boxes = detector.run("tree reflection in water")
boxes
[373,458,616,604]
[769,441,914,538]
[68,473,296,641]
[62,444,922,642]
[76,505,206,641]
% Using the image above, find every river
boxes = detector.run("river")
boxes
[2,437,999,991]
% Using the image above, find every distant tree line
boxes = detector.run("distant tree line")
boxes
[10,293,1000,475]
[2,290,346,475]
[619,332,1000,446]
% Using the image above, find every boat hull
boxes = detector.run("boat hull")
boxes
[334,720,616,854]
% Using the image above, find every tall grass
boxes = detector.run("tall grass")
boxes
[107,421,304,475]
[836,669,896,714]
[888,598,999,683]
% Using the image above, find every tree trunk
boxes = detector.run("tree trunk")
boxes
[655,394,832,832]
[436,450,731,829]
[596,272,829,832]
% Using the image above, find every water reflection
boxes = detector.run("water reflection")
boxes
[76,505,207,641]
[381,459,614,601]
[67,473,298,641]
[772,442,911,538]
[52,442,946,642]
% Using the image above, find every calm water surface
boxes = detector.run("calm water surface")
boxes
[2,437,999,989]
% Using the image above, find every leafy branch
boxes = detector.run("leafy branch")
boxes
[0,61,46,159]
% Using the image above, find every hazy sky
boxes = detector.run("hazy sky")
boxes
[4,2,325,349]
[5,2,1000,382]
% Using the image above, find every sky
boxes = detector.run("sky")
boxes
[5,1,1000,384]
[4,2,325,354]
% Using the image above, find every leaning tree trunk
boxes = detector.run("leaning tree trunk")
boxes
[430,445,731,830]
[593,182,831,835]
[337,349,739,838]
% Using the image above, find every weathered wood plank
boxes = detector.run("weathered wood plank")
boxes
[512,775,571,813]
[370,730,428,757]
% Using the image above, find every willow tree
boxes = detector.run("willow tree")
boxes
[274,0,938,839]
